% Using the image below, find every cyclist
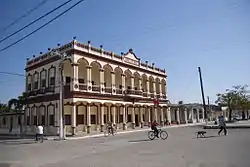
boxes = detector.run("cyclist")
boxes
[107,121,114,135]
[151,120,159,138]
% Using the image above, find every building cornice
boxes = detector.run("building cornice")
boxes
[25,40,167,77]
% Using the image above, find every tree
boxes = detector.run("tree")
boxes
[8,93,26,112]
[178,101,184,105]
[7,93,26,133]
[216,84,249,121]
[0,103,9,112]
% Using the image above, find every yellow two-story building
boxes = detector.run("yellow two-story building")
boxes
[24,40,169,135]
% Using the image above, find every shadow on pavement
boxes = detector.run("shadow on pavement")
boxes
[128,139,152,143]
[0,140,36,145]
[192,135,221,139]
[0,163,13,167]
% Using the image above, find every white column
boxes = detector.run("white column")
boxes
[154,107,158,122]
[202,109,205,122]
[87,103,91,133]
[111,71,116,94]
[184,108,188,124]
[131,106,135,129]
[86,66,92,91]
[112,106,116,124]
[146,80,150,95]
[197,109,200,122]
[121,74,125,91]
[167,107,171,125]
[138,78,142,91]
[122,105,127,130]
[100,69,104,93]
[71,105,76,135]
[176,108,180,124]
[147,107,151,125]
[190,108,194,123]
[131,77,134,90]
[139,107,144,128]
[100,104,104,132]
[160,107,164,126]
[153,80,156,95]
[71,63,79,91]
[159,83,162,97]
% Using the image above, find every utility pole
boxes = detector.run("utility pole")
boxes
[52,50,68,140]
[59,65,65,140]
[198,67,207,124]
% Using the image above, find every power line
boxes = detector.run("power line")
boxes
[0,0,50,33]
[0,0,85,53]
[0,72,25,77]
[0,0,73,44]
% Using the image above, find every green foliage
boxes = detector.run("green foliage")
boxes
[0,103,9,112]
[7,92,26,113]
[178,101,184,105]
[215,84,249,121]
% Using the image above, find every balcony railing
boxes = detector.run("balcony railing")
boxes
[46,86,55,93]
[79,84,87,91]
[104,87,112,93]
[156,94,160,98]
[134,90,143,96]
[116,89,123,94]
[124,89,143,96]
[162,94,167,99]
[150,93,155,98]
[92,85,100,92]
[142,92,147,97]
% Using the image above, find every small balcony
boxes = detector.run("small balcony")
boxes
[116,89,123,94]
[124,89,143,97]
[150,93,155,98]
[79,84,87,91]
[92,85,100,92]
[46,86,55,93]
[104,87,112,93]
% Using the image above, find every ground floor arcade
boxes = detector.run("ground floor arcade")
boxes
[19,99,208,136]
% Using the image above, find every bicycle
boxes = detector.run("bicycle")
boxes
[148,128,168,140]
[104,125,117,137]
[35,134,44,143]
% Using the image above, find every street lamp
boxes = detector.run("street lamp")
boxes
[50,50,70,140]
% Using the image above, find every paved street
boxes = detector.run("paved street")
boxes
[1,126,250,167]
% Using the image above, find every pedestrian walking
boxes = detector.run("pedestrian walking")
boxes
[218,114,227,136]
[36,125,44,142]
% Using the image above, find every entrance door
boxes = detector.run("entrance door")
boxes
[135,115,139,126]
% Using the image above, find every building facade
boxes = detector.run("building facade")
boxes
[23,40,214,136]
[24,40,169,135]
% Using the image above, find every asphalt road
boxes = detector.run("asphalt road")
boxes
[1,126,250,167]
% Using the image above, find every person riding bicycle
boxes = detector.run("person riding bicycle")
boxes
[107,121,114,134]
[151,120,159,138]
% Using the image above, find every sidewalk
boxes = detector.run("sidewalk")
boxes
[203,120,250,129]
[0,122,209,142]
[63,122,209,140]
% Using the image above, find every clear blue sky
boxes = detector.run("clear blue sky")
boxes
[0,0,249,104]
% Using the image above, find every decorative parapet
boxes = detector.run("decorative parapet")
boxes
[26,42,73,67]
[26,40,166,76]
